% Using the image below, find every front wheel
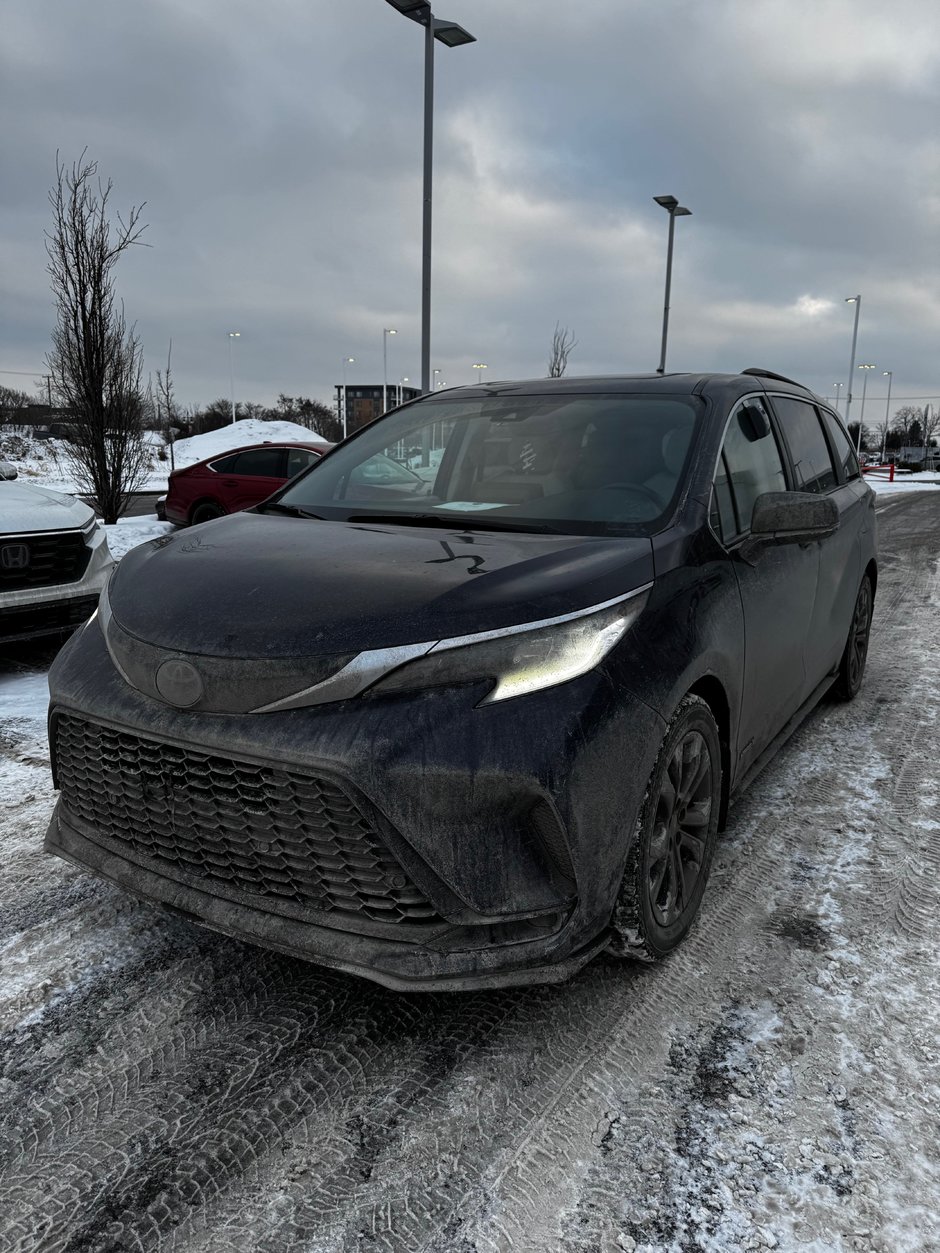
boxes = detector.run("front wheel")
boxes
[610,695,721,962]
[832,574,873,701]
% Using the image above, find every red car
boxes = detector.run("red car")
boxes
[164,441,332,526]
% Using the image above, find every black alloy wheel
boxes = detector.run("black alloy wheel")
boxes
[191,502,225,526]
[833,574,873,701]
[610,694,721,962]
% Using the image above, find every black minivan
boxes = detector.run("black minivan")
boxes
[46,370,876,990]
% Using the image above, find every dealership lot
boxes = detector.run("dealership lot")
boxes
[1,492,938,1253]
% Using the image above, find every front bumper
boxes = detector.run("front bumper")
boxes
[0,526,113,642]
[46,619,665,989]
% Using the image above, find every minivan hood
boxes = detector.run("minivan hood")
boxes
[110,512,655,659]
[0,481,93,534]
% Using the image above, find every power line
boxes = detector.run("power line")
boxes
[0,368,47,377]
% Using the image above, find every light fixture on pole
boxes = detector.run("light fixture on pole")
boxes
[856,363,876,456]
[843,295,861,431]
[383,0,476,396]
[832,382,843,411]
[399,376,410,406]
[433,368,442,389]
[341,357,355,438]
[881,370,893,462]
[227,331,241,424]
[382,328,397,414]
[472,362,488,384]
[653,195,692,375]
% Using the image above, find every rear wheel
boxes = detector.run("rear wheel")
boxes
[190,502,225,525]
[832,574,873,701]
[610,694,721,962]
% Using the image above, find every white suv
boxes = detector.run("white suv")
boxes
[1,473,114,643]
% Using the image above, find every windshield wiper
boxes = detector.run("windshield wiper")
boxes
[346,513,563,534]
[254,501,324,519]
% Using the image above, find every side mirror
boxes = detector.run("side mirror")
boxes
[738,403,771,441]
[750,491,838,544]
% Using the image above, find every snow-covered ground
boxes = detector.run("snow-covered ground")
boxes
[0,418,323,495]
[863,469,940,494]
[1,492,939,1252]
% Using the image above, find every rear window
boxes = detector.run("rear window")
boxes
[276,393,705,536]
[819,409,861,482]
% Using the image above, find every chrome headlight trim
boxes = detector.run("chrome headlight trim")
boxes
[252,583,653,713]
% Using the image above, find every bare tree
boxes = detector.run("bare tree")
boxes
[44,152,150,523]
[922,402,940,452]
[0,385,34,422]
[547,324,578,378]
[155,340,179,469]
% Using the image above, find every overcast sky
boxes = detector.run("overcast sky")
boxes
[2,0,939,418]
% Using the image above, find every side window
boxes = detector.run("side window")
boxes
[772,397,838,493]
[819,408,860,482]
[209,453,239,474]
[710,452,737,542]
[229,448,287,478]
[286,448,319,478]
[713,399,787,541]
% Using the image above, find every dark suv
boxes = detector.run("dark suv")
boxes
[45,370,876,990]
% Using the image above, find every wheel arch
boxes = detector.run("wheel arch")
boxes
[685,674,732,831]
[188,497,225,525]
[864,557,878,600]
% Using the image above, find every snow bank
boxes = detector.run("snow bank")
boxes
[865,470,940,494]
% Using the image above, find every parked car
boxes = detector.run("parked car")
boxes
[1,479,114,643]
[46,370,876,990]
[163,440,332,525]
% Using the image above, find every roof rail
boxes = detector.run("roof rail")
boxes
[740,367,804,386]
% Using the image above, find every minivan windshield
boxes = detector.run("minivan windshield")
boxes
[273,392,702,536]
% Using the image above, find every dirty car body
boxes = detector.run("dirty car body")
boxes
[45,372,877,989]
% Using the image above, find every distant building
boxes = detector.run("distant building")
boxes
[334,384,422,435]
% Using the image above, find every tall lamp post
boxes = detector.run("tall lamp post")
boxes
[382,328,397,414]
[472,362,488,384]
[653,194,692,375]
[832,382,843,412]
[843,295,862,432]
[881,370,893,462]
[383,0,476,395]
[341,356,355,437]
[227,331,241,424]
[856,363,876,456]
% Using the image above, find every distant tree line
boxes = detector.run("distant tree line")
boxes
[154,393,341,444]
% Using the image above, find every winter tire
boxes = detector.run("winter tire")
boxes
[610,694,721,962]
[832,574,873,701]
[190,502,225,525]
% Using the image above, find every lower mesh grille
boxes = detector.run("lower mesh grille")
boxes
[53,714,441,925]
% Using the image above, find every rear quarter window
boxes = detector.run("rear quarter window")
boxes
[772,396,838,493]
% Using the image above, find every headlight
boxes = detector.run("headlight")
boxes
[368,586,650,705]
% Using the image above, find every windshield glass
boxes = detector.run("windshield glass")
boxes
[275,392,702,535]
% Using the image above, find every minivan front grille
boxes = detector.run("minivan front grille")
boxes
[53,714,441,926]
[0,530,90,591]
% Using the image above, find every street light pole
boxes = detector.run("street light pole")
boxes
[857,363,876,456]
[342,356,355,438]
[881,370,893,462]
[227,331,240,424]
[844,295,861,432]
[653,195,692,375]
[832,382,843,412]
[383,2,475,396]
[383,328,397,414]
[472,362,488,384]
